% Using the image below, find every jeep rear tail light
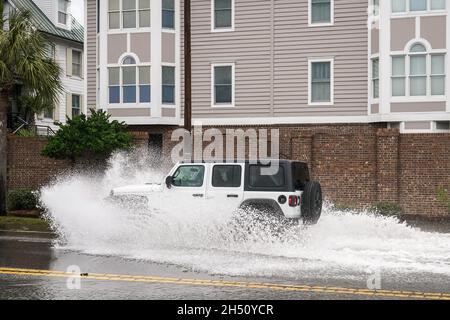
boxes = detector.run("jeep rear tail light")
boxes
[289,195,299,207]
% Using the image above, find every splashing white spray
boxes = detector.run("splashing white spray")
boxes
[40,150,450,279]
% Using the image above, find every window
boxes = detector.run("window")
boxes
[431,0,445,10]
[139,0,151,28]
[309,59,333,104]
[139,66,151,102]
[162,0,175,29]
[310,0,332,25]
[372,0,380,16]
[410,0,427,11]
[213,64,233,106]
[409,46,427,96]
[212,165,241,188]
[391,43,446,97]
[213,0,233,30]
[392,0,407,12]
[109,0,120,29]
[431,55,445,95]
[72,51,82,77]
[122,64,136,103]
[249,165,285,188]
[123,0,136,28]
[108,55,151,104]
[72,94,81,117]
[108,0,150,29]
[44,43,55,59]
[372,58,379,99]
[392,56,406,96]
[58,0,68,24]
[162,66,175,104]
[392,0,445,12]
[109,67,120,103]
[172,165,205,187]
[43,107,53,119]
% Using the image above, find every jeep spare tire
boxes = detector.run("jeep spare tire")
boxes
[301,181,322,225]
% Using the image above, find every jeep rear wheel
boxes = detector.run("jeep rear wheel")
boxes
[301,181,322,225]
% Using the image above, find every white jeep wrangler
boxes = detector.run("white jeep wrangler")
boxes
[109,160,323,225]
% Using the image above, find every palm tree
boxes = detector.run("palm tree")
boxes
[0,8,62,214]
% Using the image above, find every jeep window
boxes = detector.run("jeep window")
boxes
[172,165,205,187]
[249,165,285,188]
[212,165,241,188]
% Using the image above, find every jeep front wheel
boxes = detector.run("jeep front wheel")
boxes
[301,181,322,225]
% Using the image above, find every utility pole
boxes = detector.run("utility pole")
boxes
[184,0,191,133]
[183,0,192,160]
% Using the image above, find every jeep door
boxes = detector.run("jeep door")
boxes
[168,164,207,203]
[206,164,244,212]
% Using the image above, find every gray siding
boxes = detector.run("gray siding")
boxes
[86,0,97,107]
[182,0,368,119]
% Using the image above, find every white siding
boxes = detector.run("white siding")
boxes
[36,40,85,128]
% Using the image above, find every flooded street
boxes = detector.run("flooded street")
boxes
[0,228,449,300]
[1,154,450,300]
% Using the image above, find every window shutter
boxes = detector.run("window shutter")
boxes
[66,93,72,119]
[80,51,84,79]
[53,101,60,121]
[80,94,84,114]
[66,48,72,76]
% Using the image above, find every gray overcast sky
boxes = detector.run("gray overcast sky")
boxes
[72,0,84,25]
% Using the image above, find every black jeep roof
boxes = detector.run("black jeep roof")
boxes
[180,159,306,165]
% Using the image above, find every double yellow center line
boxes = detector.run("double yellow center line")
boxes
[1,267,449,300]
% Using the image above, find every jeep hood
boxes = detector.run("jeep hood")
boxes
[111,183,163,195]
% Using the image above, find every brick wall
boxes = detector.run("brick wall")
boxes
[7,135,71,190]
[7,125,450,216]
[398,134,450,215]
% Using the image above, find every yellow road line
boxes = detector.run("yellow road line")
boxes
[0,267,449,300]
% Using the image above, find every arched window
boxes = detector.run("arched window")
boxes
[108,55,151,104]
[409,43,427,96]
[391,42,445,97]
[122,56,136,65]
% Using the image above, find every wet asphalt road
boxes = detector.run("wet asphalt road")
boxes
[0,230,449,300]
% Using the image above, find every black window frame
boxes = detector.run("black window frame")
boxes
[212,165,242,188]
[172,165,205,188]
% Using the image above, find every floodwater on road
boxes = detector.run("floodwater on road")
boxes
[37,151,450,288]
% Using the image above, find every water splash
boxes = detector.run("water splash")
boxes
[40,150,450,279]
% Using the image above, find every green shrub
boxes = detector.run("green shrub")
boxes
[15,129,37,137]
[332,202,358,212]
[7,189,39,211]
[42,109,133,162]
[437,187,450,214]
[370,202,403,216]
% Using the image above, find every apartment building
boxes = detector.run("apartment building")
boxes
[4,0,85,131]
[86,0,449,148]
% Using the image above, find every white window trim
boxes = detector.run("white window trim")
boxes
[57,0,69,26]
[162,63,176,105]
[162,0,176,31]
[211,63,235,108]
[308,57,334,106]
[308,0,334,27]
[71,48,83,78]
[71,93,82,117]
[371,56,380,101]
[107,0,152,32]
[390,41,446,100]
[390,0,447,16]
[211,0,235,32]
[107,53,152,107]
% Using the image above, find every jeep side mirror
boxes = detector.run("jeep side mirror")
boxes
[165,176,173,189]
